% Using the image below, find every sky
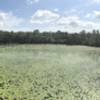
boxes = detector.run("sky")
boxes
[0,0,100,32]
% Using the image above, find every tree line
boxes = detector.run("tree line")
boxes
[0,29,100,47]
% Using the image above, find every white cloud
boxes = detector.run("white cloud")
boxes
[57,16,79,26]
[30,10,60,24]
[29,10,100,32]
[85,13,91,18]
[0,11,23,31]
[55,16,99,32]
[64,9,77,16]
[93,11,100,18]
[85,11,100,19]
[26,0,39,4]
[89,0,100,3]
[54,8,59,12]
[92,0,100,3]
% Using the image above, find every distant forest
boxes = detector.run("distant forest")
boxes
[0,29,100,47]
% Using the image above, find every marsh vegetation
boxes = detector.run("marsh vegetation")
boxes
[0,45,100,100]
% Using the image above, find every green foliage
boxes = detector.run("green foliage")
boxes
[0,45,100,99]
[0,30,100,46]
